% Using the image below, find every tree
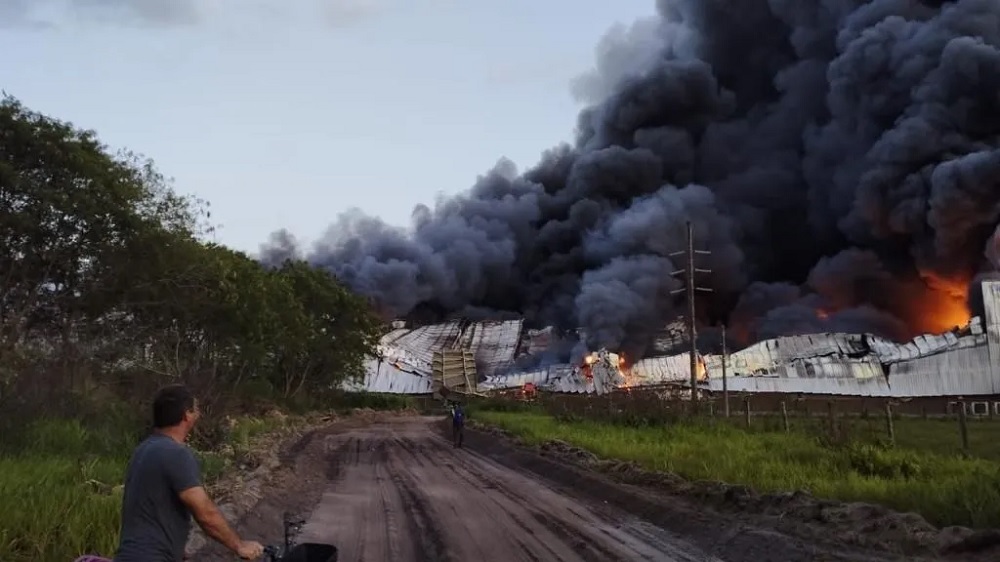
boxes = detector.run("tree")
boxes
[0,95,382,413]
[270,260,383,397]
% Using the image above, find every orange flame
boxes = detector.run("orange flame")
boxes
[816,308,830,320]
[696,355,707,381]
[905,272,971,335]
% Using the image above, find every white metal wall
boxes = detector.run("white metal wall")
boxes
[352,282,1000,397]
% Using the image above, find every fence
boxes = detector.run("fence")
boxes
[496,387,1000,460]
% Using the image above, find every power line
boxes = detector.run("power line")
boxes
[670,221,712,406]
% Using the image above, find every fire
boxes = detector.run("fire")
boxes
[617,353,636,388]
[696,354,708,381]
[905,272,971,335]
[815,308,830,320]
[579,349,634,389]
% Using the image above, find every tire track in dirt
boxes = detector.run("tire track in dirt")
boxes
[297,416,718,561]
[408,431,703,561]
[398,436,617,561]
[391,436,571,561]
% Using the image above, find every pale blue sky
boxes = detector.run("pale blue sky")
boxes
[1,0,655,254]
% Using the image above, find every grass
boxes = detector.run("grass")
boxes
[0,389,422,562]
[0,413,297,561]
[476,410,1000,529]
[705,410,1000,462]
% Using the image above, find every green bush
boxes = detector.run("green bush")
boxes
[847,443,923,480]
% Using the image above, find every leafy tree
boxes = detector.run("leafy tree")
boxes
[0,94,382,414]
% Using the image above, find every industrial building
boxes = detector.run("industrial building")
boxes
[344,281,1000,399]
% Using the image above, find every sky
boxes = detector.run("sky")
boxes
[0,0,656,255]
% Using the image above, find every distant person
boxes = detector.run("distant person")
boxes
[450,401,466,448]
[113,384,265,562]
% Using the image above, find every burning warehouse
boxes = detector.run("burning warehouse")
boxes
[343,281,1000,398]
[270,0,1000,399]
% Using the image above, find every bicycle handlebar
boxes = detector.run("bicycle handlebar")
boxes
[261,513,307,561]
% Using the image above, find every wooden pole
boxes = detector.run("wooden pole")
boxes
[959,400,970,454]
[744,396,751,428]
[722,324,730,418]
[669,221,711,411]
[885,402,895,446]
[781,401,789,432]
[686,221,698,407]
[827,400,836,438]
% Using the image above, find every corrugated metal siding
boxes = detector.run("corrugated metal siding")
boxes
[353,320,524,393]
[983,281,1000,395]
[351,281,1000,397]
[706,373,891,396]
[342,358,434,394]
[524,327,554,356]
[887,345,994,396]
[463,320,523,376]
[630,354,693,385]
[480,368,552,390]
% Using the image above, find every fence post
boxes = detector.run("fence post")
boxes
[780,401,789,432]
[884,402,895,446]
[744,396,751,428]
[827,400,836,438]
[722,324,730,418]
[958,401,970,455]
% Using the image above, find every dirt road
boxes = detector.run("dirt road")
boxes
[298,417,716,562]
[198,413,962,562]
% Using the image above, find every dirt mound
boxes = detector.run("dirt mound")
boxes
[481,425,999,560]
[187,416,336,558]
[348,407,421,423]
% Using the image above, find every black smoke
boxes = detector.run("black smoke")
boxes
[262,0,1000,356]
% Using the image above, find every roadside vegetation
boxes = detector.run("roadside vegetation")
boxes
[474,406,1000,529]
[0,96,390,561]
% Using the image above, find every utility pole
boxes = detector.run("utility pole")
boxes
[722,323,729,417]
[670,221,712,407]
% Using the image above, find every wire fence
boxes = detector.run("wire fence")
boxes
[481,387,1000,461]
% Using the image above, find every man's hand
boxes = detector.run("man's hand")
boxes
[237,540,265,560]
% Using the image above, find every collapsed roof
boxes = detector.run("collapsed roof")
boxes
[343,282,1000,397]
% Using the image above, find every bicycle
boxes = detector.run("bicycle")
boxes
[262,511,337,562]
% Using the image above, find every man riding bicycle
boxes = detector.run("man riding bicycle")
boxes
[112,384,264,561]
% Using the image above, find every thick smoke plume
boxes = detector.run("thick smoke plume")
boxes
[263,0,1000,357]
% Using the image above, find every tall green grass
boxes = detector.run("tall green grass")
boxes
[0,390,420,561]
[0,415,293,562]
[477,411,1000,529]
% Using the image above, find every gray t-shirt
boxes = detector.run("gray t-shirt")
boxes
[114,433,202,562]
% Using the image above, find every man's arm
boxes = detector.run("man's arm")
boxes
[178,486,242,553]
[167,447,244,555]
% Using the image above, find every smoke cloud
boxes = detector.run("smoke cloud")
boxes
[263,0,1000,356]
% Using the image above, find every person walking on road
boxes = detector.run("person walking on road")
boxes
[450,401,466,448]
[113,384,265,562]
